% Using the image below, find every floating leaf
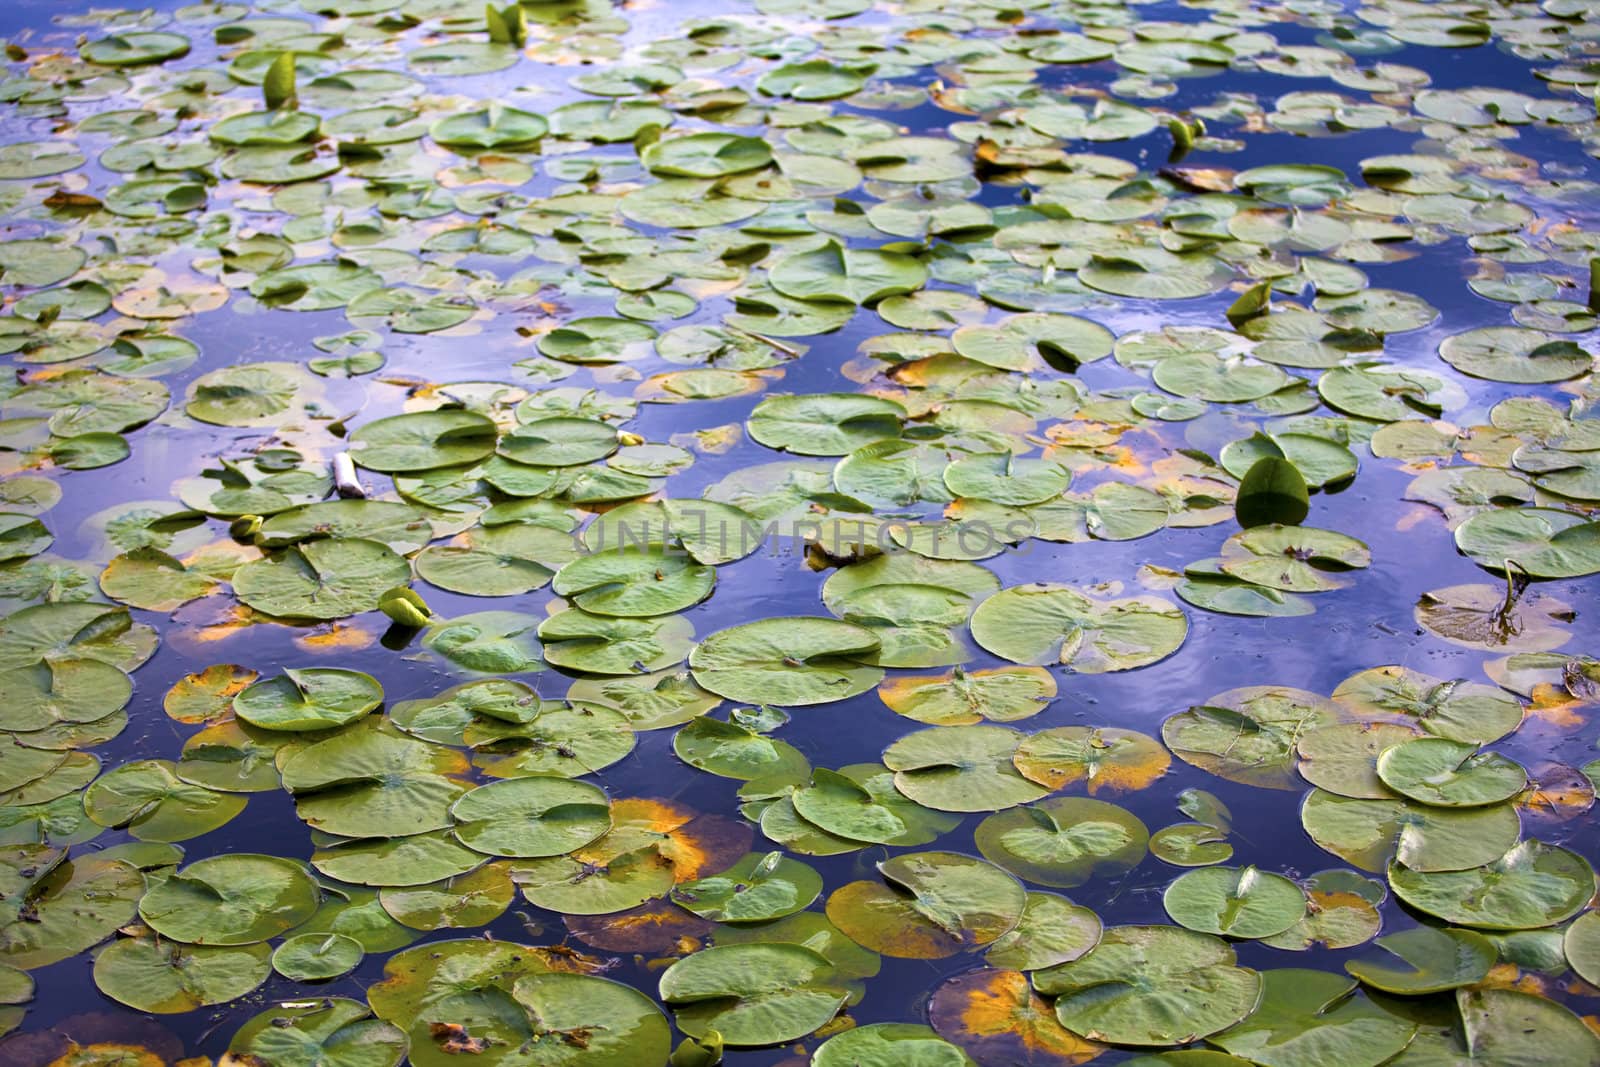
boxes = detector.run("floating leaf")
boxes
[826,851,1026,960]
[659,942,847,1046]
[1033,925,1262,1046]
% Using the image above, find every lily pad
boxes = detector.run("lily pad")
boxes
[1033,925,1262,1046]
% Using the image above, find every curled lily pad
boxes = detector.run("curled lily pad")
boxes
[970,583,1187,672]
[1033,925,1262,1046]
[975,797,1149,889]
[233,667,382,732]
[826,851,1026,959]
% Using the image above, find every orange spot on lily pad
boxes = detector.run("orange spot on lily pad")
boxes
[929,969,1105,1065]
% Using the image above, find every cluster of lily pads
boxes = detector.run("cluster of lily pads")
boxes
[0,0,1599,1063]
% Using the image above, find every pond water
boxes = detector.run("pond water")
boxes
[0,0,1598,1065]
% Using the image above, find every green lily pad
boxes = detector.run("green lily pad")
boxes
[272,932,364,981]
[1209,969,1415,1067]
[976,797,1149,888]
[229,998,407,1067]
[139,852,319,945]
[1564,910,1600,985]
[233,668,382,732]
[747,393,904,456]
[349,411,499,472]
[1344,925,1496,994]
[93,936,270,1013]
[690,617,882,706]
[1454,507,1600,579]
[1163,865,1307,939]
[1439,327,1592,384]
[1297,722,1422,799]
[791,763,959,846]
[970,583,1187,672]
[185,362,310,427]
[1218,524,1371,592]
[1388,840,1594,930]
[1396,988,1600,1065]
[538,609,692,675]
[425,611,545,674]
[84,758,245,841]
[883,725,1048,813]
[659,942,847,1046]
[379,863,514,931]
[826,851,1026,959]
[551,547,715,617]
[1033,925,1262,1046]
[1375,737,1527,807]
[233,538,409,620]
[674,716,808,782]
[281,721,470,838]
[1300,788,1521,873]
[1331,665,1525,744]
[671,850,822,923]
[0,853,143,969]
[0,658,131,733]
[1163,686,1343,789]
[815,1023,974,1066]
[450,776,611,858]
